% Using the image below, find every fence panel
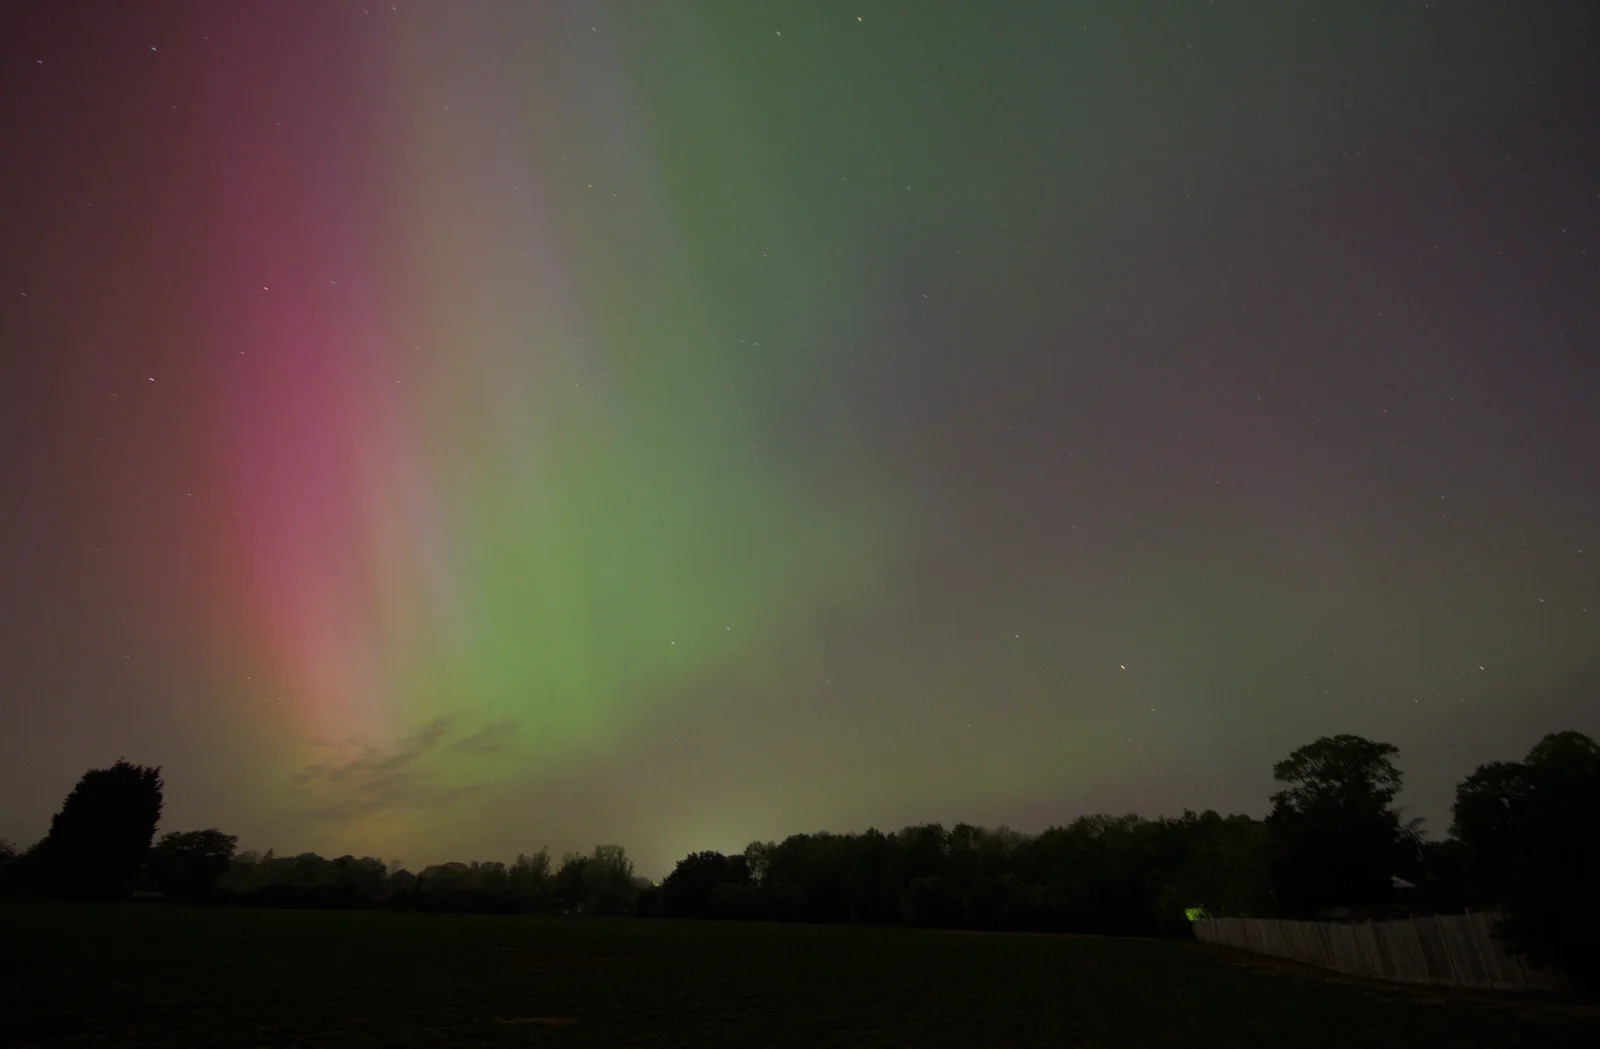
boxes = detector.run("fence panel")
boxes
[1191,913,1568,992]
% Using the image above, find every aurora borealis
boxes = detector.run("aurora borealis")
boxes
[2,2,1597,876]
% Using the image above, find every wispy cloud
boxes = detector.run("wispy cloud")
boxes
[289,716,517,823]
[447,718,520,757]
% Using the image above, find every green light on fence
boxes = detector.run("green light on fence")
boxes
[1185,906,1211,921]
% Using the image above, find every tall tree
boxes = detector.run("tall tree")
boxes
[0,839,17,893]
[1459,731,1600,989]
[1266,735,1412,915]
[146,829,238,901]
[508,848,552,910]
[1168,810,1277,919]
[1449,760,1530,902]
[661,851,749,918]
[584,844,637,915]
[38,760,164,898]
[553,852,589,912]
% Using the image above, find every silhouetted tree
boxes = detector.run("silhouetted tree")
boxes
[553,851,589,912]
[743,840,773,883]
[633,882,664,917]
[508,849,553,910]
[146,828,238,901]
[1450,759,1530,903]
[1167,810,1277,919]
[214,849,390,908]
[219,848,273,894]
[212,845,562,914]
[584,844,637,915]
[0,839,18,896]
[36,760,163,898]
[415,860,516,911]
[1015,814,1181,935]
[550,845,636,914]
[1416,838,1471,913]
[1455,731,1600,989]
[1266,735,1412,915]
[330,855,390,899]
[383,867,417,902]
[662,851,750,918]
[701,813,1275,935]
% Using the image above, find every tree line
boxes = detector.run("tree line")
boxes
[1,730,1595,988]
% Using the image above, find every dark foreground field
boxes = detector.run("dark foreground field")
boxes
[2,904,1594,1048]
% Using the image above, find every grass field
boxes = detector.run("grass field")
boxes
[2,903,1595,1047]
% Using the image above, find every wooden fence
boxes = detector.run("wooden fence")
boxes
[1190,913,1568,992]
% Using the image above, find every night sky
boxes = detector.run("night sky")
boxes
[2,1,1597,877]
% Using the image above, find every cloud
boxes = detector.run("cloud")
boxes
[288,716,517,823]
[446,718,520,757]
